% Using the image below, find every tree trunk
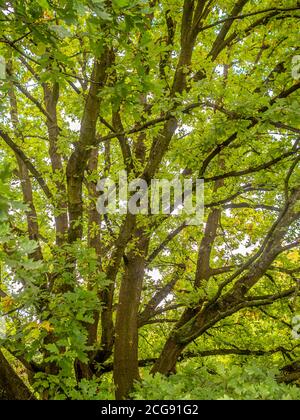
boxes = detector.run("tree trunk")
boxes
[151,337,186,376]
[43,82,68,245]
[277,360,300,385]
[0,350,35,400]
[113,232,149,399]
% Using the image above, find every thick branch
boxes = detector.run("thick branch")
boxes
[0,129,53,200]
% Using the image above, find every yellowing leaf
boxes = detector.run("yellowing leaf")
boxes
[2,296,14,312]
[39,321,54,333]
[287,250,299,263]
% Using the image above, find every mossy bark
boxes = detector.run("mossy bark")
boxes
[0,350,35,400]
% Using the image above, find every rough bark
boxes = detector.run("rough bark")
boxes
[277,360,300,385]
[43,82,68,245]
[67,50,112,243]
[75,149,102,380]
[0,350,35,400]
[95,213,136,366]
[114,230,150,399]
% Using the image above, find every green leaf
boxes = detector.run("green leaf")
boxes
[36,0,49,8]
[113,0,130,8]
[45,343,59,354]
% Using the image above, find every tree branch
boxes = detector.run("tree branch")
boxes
[0,129,53,200]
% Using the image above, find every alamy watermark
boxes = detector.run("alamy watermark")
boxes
[292,315,300,340]
[0,316,6,339]
[292,55,300,80]
[0,56,6,80]
[95,171,204,226]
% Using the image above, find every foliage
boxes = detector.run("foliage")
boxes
[133,360,300,400]
[0,0,299,400]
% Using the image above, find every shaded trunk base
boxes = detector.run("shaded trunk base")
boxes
[151,337,186,376]
[0,350,35,400]
[277,360,300,385]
